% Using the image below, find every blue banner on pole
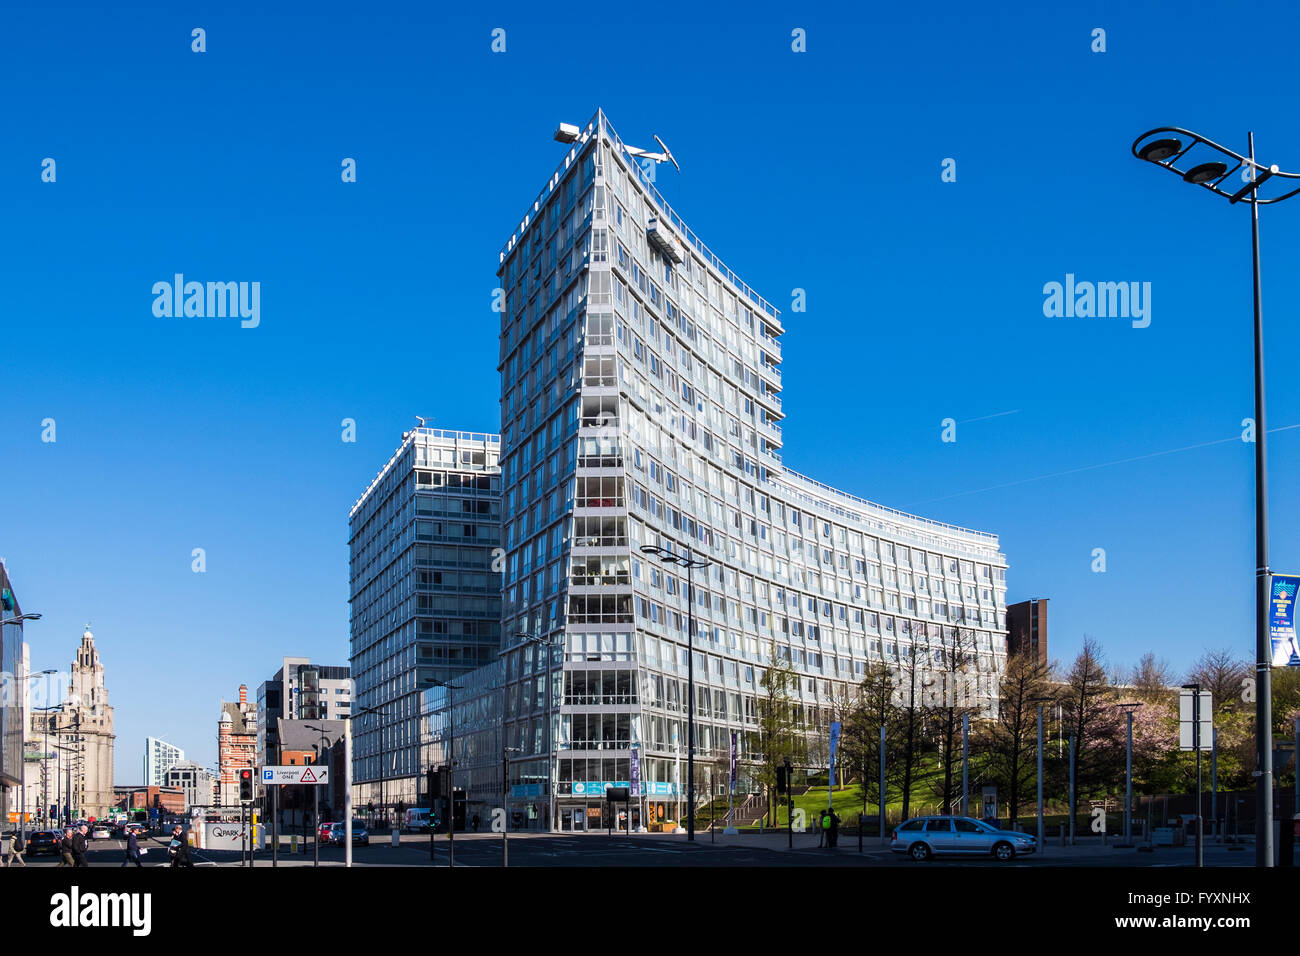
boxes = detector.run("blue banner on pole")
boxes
[829,721,842,783]
[1269,574,1300,667]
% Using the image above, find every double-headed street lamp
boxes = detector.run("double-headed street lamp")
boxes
[1115,702,1144,847]
[640,541,710,841]
[1132,127,1300,868]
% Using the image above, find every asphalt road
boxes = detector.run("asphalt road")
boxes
[6,830,1263,868]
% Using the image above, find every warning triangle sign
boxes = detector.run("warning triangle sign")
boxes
[300,767,318,783]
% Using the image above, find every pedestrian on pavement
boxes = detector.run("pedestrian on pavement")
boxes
[72,824,90,866]
[58,828,76,867]
[828,809,841,848]
[819,809,831,848]
[168,825,194,868]
[122,828,143,867]
[472,813,480,833]
[4,831,26,867]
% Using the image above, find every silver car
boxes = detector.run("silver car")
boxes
[891,815,1037,862]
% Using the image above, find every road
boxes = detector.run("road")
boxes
[9,829,1262,868]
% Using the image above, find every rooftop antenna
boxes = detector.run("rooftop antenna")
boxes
[554,120,680,171]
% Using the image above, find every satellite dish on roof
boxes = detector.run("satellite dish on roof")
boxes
[653,135,681,172]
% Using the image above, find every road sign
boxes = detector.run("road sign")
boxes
[1179,690,1213,751]
[260,765,330,785]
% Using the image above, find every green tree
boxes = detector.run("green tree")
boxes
[840,662,901,818]
[757,638,797,824]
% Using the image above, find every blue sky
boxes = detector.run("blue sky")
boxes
[5,0,1300,776]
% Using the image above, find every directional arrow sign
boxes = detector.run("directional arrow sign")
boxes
[260,766,330,785]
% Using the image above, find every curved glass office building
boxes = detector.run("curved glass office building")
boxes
[489,110,1007,831]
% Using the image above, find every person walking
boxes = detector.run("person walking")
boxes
[4,831,26,867]
[819,809,831,848]
[828,809,841,849]
[122,828,143,867]
[72,824,90,867]
[58,828,76,867]
[168,825,194,868]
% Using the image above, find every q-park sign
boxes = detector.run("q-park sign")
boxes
[261,766,330,785]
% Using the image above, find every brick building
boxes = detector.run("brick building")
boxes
[216,684,257,806]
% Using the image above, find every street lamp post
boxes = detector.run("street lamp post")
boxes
[1132,127,1300,867]
[1031,696,1052,856]
[430,679,462,867]
[20,670,55,842]
[1117,703,1143,846]
[640,541,710,842]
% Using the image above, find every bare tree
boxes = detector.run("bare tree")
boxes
[984,650,1055,825]
[1063,637,1114,818]
[928,626,979,814]
[1185,648,1250,717]
[892,642,930,821]
[1129,653,1175,703]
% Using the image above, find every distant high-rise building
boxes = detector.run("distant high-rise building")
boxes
[1006,598,1048,665]
[349,428,502,815]
[144,737,184,787]
[162,760,215,812]
[256,657,352,767]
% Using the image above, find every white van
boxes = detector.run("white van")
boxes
[404,808,432,833]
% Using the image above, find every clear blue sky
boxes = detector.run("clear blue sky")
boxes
[5,0,1300,777]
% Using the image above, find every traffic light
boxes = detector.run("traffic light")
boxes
[776,765,788,795]
[239,768,253,801]
[427,768,442,800]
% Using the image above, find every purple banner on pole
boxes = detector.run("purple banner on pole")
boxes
[729,731,737,792]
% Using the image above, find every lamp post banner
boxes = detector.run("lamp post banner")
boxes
[829,721,841,780]
[1269,574,1300,666]
[729,731,737,793]
[630,748,641,798]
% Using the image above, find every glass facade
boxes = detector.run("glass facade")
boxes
[348,429,502,811]
[491,111,1009,830]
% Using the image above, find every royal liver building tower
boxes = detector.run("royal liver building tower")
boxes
[493,111,1008,830]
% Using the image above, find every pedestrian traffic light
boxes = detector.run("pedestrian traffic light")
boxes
[776,765,787,794]
[239,768,253,801]
[427,767,442,800]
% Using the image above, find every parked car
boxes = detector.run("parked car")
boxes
[890,815,1037,862]
[328,821,369,846]
[26,830,62,856]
